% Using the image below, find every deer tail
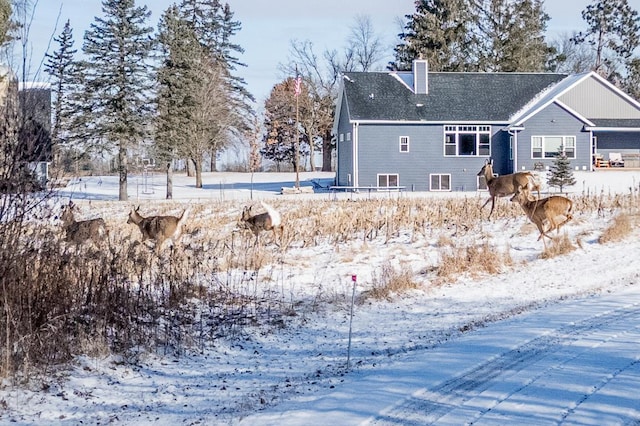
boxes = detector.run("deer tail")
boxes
[260,201,281,227]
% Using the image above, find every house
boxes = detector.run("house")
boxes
[332,60,640,191]
[1,69,52,187]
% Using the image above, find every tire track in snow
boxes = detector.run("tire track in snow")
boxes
[370,302,640,425]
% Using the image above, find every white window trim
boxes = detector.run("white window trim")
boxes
[531,135,576,159]
[443,125,491,157]
[399,136,410,153]
[430,173,451,191]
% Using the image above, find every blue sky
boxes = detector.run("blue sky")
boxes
[15,0,636,103]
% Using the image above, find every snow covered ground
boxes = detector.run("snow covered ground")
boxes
[2,169,640,425]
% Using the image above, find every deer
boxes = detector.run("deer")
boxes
[510,187,573,249]
[60,201,108,247]
[239,201,283,243]
[478,160,541,219]
[127,206,189,253]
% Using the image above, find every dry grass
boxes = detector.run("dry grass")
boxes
[436,242,513,284]
[598,213,634,244]
[540,233,577,259]
[2,189,639,379]
[358,263,419,303]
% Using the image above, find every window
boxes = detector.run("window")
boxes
[399,136,409,152]
[532,136,576,159]
[430,174,451,191]
[346,132,351,141]
[378,174,399,188]
[339,133,344,142]
[444,125,491,156]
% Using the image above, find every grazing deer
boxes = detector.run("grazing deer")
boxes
[60,201,108,247]
[127,206,189,253]
[478,160,541,219]
[240,201,283,243]
[510,187,573,248]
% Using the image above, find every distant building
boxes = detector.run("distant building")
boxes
[0,68,52,186]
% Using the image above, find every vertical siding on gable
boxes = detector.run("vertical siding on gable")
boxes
[336,96,353,186]
[517,102,591,171]
[559,76,640,119]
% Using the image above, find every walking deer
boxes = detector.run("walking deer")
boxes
[239,201,283,243]
[478,161,541,219]
[127,206,189,253]
[510,187,573,248]
[60,201,108,247]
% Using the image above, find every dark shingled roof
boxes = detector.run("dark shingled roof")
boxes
[588,119,640,128]
[343,71,568,122]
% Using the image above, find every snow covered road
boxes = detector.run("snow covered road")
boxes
[242,284,640,425]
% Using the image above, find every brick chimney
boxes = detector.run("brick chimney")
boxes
[413,59,428,94]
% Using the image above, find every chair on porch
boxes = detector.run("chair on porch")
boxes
[594,154,609,168]
[609,152,625,167]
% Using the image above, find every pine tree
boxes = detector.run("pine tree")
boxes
[475,0,551,72]
[82,0,154,201]
[390,0,474,71]
[547,150,577,193]
[44,20,79,171]
[571,0,640,79]
[392,0,552,72]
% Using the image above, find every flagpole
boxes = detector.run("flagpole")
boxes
[294,71,301,189]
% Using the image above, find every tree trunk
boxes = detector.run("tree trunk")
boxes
[210,150,217,172]
[187,158,195,177]
[118,145,128,201]
[194,157,203,188]
[309,133,316,171]
[166,161,173,200]
[322,129,333,172]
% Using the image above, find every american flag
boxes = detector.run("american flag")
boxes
[294,74,302,97]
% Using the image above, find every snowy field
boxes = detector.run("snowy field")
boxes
[2,169,640,425]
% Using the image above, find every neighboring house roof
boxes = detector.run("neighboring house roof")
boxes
[586,119,640,131]
[341,71,568,123]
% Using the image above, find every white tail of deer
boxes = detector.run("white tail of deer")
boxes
[127,206,189,253]
[510,188,573,248]
[240,201,283,242]
[478,160,540,219]
[60,201,108,247]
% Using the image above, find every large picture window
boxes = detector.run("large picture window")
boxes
[532,136,576,158]
[378,174,399,188]
[444,125,491,156]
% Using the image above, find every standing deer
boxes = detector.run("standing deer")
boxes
[240,201,283,243]
[60,201,108,247]
[478,161,541,219]
[127,206,189,253]
[510,187,573,248]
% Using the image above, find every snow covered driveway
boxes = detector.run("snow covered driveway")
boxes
[243,284,640,425]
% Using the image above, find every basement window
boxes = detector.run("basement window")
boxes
[378,174,399,188]
[444,125,491,156]
[430,174,451,191]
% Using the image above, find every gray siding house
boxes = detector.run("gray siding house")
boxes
[333,60,640,191]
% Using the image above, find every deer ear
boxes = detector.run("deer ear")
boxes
[490,158,494,165]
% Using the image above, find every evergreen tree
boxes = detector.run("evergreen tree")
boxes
[156,5,203,198]
[547,150,577,193]
[392,0,552,72]
[571,0,640,79]
[390,0,474,71]
[475,0,551,72]
[82,0,154,201]
[178,0,253,173]
[44,20,80,171]
[0,0,12,47]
